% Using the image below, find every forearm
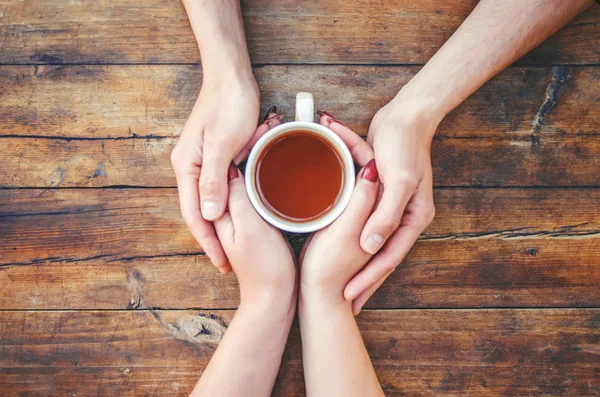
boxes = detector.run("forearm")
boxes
[182,0,253,80]
[398,0,594,127]
[299,291,383,397]
[191,297,295,397]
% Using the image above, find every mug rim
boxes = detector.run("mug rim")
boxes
[245,121,355,233]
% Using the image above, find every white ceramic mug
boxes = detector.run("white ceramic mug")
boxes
[245,92,355,233]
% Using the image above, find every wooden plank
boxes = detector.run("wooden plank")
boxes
[0,1,598,65]
[2,188,599,309]
[2,187,598,264]
[2,135,600,187]
[0,189,198,265]
[2,237,600,311]
[1,65,598,139]
[1,310,599,396]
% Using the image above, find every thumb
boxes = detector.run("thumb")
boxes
[360,177,415,254]
[225,163,265,226]
[330,159,379,237]
[199,143,232,221]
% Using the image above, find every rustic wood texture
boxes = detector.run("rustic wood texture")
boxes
[3,135,600,187]
[2,1,600,395]
[2,188,599,310]
[0,1,599,65]
[1,310,599,396]
[1,65,599,138]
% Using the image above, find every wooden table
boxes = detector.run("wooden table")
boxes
[1,1,600,395]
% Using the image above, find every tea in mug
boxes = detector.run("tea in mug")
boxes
[256,131,344,222]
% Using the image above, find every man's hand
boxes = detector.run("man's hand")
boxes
[171,72,260,273]
[318,106,438,314]
[343,99,438,314]
[337,0,594,314]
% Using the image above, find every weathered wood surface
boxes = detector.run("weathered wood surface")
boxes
[1,310,599,396]
[0,1,598,65]
[3,237,600,311]
[1,65,598,138]
[3,135,600,187]
[2,188,599,310]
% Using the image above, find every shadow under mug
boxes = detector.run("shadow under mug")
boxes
[245,92,356,233]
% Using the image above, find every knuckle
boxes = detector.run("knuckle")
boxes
[392,172,418,190]
[380,213,402,233]
[200,179,220,196]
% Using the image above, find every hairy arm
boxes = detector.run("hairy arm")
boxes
[182,0,252,77]
[398,0,594,118]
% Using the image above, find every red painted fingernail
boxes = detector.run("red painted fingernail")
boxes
[262,105,278,122]
[317,110,346,127]
[228,162,239,181]
[361,159,378,182]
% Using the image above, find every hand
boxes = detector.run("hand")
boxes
[170,70,260,272]
[214,162,297,308]
[299,134,377,304]
[344,98,439,313]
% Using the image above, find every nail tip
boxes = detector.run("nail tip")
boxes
[262,105,278,122]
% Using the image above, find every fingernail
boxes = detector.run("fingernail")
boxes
[364,233,384,254]
[262,105,278,122]
[316,110,346,127]
[201,200,220,220]
[264,114,283,128]
[361,159,378,182]
[354,308,362,316]
[228,162,239,181]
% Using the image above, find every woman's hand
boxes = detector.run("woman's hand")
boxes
[298,144,385,397]
[170,70,260,273]
[318,104,438,314]
[213,162,296,309]
[299,134,377,304]
[192,159,296,397]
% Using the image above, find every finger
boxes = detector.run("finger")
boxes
[345,223,422,300]
[224,162,264,225]
[174,170,230,272]
[233,113,283,165]
[329,159,379,237]
[360,179,415,255]
[317,110,373,166]
[199,142,234,221]
[351,268,394,316]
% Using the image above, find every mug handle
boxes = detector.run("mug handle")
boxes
[295,92,314,122]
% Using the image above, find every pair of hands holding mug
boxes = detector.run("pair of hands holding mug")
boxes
[171,73,437,313]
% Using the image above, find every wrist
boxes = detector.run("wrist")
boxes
[375,91,445,142]
[299,283,350,313]
[202,60,257,90]
[239,282,297,320]
[391,75,454,129]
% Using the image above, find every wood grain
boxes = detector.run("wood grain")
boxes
[2,188,599,310]
[2,135,600,187]
[1,65,598,138]
[0,0,598,65]
[1,309,599,396]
